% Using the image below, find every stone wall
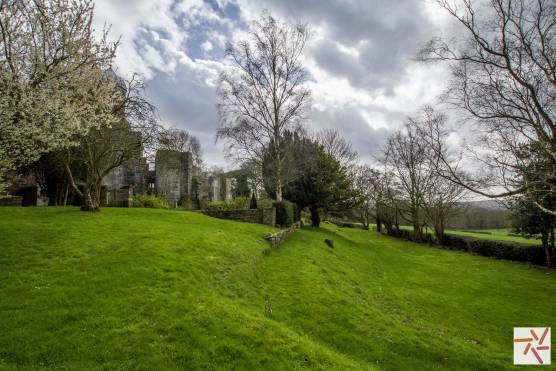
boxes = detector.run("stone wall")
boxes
[264,222,301,248]
[103,157,148,194]
[155,150,193,208]
[201,208,275,226]
[105,187,133,207]
[0,196,23,206]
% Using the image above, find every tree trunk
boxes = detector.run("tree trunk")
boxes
[549,228,555,268]
[362,212,369,230]
[541,231,551,267]
[435,218,445,244]
[376,214,382,232]
[275,149,283,202]
[294,204,302,222]
[63,183,69,206]
[411,205,422,241]
[81,183,101,212]
[310,206,320,227]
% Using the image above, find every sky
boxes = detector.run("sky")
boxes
[93,0,457,168]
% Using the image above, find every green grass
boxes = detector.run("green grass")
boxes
[0,207,555,370]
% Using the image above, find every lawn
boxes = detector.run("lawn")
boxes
[0,207,554,370]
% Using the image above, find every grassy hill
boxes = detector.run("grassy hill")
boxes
[0,207,555,370]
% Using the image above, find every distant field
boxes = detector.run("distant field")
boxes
[1,207,555,370]
[394,225,540,245]
[446,228,541,245]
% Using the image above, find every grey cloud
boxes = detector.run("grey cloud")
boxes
[145,65,227,166]
[115,0,442,168]
[245,0,434,92]
[310,105,392,163]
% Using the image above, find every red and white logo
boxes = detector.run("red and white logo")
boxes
[514,327,551,365]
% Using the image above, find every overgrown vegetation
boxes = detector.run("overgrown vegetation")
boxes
[273,200,295,227]
[205,196,251,211]
[133,194,170,209]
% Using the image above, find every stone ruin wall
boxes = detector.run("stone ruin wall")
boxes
[208,174,232,202]
[4,148,236,208]
[201,208,275,227]
[155,150,193,208]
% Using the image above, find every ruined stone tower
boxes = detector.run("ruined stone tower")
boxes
[208,174,232,202]
[155,150,193,208]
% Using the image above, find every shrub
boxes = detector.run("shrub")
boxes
[205,197,250,211]
[257,198,274,209]
[440,234,546,266]
[250,193,257,209]
[133,194,170,209]
[329,219,365,229]
[178,199,196,210]
[386,228,434,244]
[273,200,294,227]
[292,203,300,222]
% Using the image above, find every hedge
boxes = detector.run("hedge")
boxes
[442,234,546,266]
[273,200,295,227]
[385,229,548,266]
[386,228,435,244]
[328,219,366,229]
[205,197,250,211]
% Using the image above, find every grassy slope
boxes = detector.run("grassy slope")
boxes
[0,208,554,370]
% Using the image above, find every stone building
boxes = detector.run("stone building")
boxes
[103,157,148,206]
[208,174,232,202]
[154,150,194,208]
[4,148,234,208]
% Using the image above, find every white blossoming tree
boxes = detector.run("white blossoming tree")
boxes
[0,0,118,196]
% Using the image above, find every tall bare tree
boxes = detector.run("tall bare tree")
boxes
[418,0,556,215]
[216,12,310,201]
[315,128,358,171]
[381,107,467,240]
[352,165,382,230]
[417,107,467,241]
[382,114,438,239]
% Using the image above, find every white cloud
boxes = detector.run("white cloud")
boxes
[91,0,458,168]
[201,40,214,52]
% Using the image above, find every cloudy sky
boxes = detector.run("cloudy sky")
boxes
[93,0,456,168]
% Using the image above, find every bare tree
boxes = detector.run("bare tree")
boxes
[418,0,556,215]
[352,165,383,229]
[422,177,466,243]
[216,12,310,201]
[382,107,467,241]
[417,107,467,241]
[315,128,358,171]
[382,111,440,239]
[158,128,203,169]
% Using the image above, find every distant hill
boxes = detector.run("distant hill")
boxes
[463,200,508,210]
